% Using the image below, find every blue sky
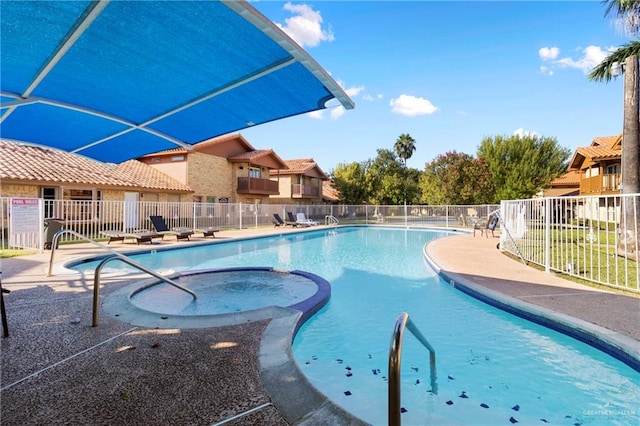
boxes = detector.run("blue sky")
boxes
[241,1,629,174]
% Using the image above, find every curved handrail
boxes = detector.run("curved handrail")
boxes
[388,312,437,426]
[45,229,197,326]
[324,215,339,226]
[48,229,123,277]
[92,254,197,326]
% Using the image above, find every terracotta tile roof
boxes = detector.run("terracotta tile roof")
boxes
[269,158,329,179]
[549,170,581,186]
[140,133,255,157]
[0,140,191,192]
[228,149,288,169]
[576,145,620,161]
[591,134,621,148]
[569,134,622,169]
[194,133,255,152]
[322,180,340,202]
[229,149,274,161]
[114,160,192,192]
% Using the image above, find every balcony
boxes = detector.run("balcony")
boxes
[291,184,320,198]
[580,173,621,195]
[237,177,279,195]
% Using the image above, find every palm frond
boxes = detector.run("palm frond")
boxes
[589,41,640,82]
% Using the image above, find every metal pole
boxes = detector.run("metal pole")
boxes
[544,198,551,272]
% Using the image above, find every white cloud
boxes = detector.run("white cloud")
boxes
[345,85,365,98]
[513,128,539,138]
[556,45,609,73]
[377,94,384,99]
[538,45,614,75]
[539,46,560,61]
[362,94,374,101]
[275,3,334,48]
[539,65,554,76]
[307,110,323,119]
[389,94,438,116]
[330,106,345,119]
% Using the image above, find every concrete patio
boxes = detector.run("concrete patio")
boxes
[1,226,638,425]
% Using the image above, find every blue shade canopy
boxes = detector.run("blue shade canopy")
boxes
[0,0,354,163]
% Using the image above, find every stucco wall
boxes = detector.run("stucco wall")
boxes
[0,183,39,198]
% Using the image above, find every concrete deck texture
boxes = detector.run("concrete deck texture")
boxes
[1,226,638,425]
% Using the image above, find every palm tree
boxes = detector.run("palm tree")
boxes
[394,133,416,167]
[589,0,640,260]
[394,133,416,216]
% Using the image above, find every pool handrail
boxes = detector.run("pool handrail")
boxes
[388,312,437,426]
[325,215,339,225]
[46,229,197,326]
[92,254,197,326]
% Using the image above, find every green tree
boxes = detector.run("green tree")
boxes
[331,161,369,204]
[366,149,405,204]
[420,151,494,205]
[477,134,570,201]
[589,1,640,260]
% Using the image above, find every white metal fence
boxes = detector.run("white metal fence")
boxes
[500,194,640,293]
[3,195,638,293]
[0,198,498,251]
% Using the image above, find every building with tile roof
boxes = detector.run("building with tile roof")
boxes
[567,134,622,195]
[268,158,329,204]
[322,180,341,204]
[542,170,581,197]
[138,133,288,204]
[0,140,192,203]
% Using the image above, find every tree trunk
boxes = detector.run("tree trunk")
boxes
[618,55,640,261]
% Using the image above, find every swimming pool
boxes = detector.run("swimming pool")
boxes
[73,226,640,425]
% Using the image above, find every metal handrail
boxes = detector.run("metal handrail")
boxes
[46,229,197,326]
[324,215,339,225]
[388,312,437,426]
[92,254,197,326]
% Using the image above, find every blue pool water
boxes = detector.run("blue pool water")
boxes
[129,269,319,315]
[74,227,640,425]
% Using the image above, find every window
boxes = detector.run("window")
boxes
[171,155,185,161]
[61,188,101,221]
[249,167,261,178]
[42,187,56,218]
[606,164,619,174]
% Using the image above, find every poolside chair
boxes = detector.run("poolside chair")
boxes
[192,226,219,238]
[472,214,499,238]
[288,211,309,227]
[149,215,193,241]
[273,213,298,227]
[296,212,318,226]
[100,230,158,245]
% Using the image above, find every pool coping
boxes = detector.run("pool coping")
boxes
[72,226,640,424]
[422,242,640,373]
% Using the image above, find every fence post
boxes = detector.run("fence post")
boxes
[239,202,243,230]
[445,205,449,228]
[544,198,550,272]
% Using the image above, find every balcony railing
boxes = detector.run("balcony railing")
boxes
[237,177,279,195]
[291,184,320,198]
[580,173,621,194]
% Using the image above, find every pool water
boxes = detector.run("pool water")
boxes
[74,227,640,425]
[130,270,318,315]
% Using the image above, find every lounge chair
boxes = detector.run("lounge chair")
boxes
[100,230,158,245]
[296,212,318,226]
[149,215,193,241]
[288,211,309,227]
[193,226,219,238]
[274,213,298,227]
